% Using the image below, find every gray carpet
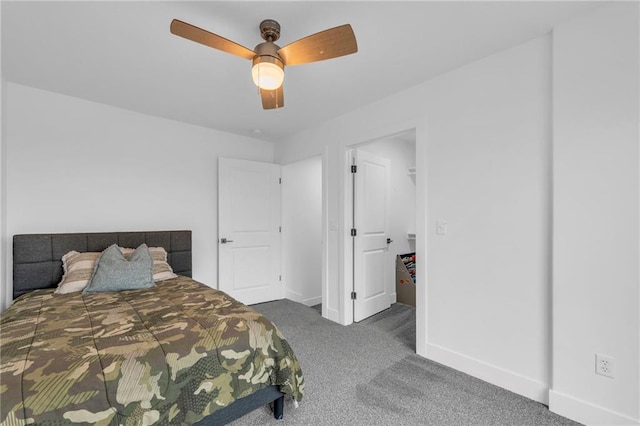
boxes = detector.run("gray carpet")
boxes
[230,300,580,426]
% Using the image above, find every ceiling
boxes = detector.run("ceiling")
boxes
[2,1,598,143]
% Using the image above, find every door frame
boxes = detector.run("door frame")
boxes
[343,129,420,325]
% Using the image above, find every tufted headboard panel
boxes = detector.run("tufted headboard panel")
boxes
[12,230,192,299]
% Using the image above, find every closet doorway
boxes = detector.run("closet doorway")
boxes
[281,156,323,308]
[349,130,417,322]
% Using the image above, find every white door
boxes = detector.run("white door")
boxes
[353,149,391,322]
[218,158,282,305]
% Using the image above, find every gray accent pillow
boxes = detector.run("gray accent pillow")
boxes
[83,244,155,294]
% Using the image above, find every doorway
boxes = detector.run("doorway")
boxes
[281,156,323,308]
[348,130,417,322]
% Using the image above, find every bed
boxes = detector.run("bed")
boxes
[1,230,304,425]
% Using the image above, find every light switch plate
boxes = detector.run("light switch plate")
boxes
[437,221,448,235]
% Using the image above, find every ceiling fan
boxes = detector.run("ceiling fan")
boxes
[170,18,358,110]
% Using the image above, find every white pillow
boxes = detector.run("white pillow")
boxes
[55,251,101,294]
[120,246,178,282]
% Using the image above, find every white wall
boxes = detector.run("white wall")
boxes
[424,35,552,404]
[276,34,552,404]
[0,1,6,315]
[282,155,322,306]
[2,83,273,310]
[551,3,640,424]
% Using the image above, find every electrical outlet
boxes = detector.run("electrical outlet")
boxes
[595,354,615,378]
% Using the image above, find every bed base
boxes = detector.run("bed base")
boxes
[195,387,285,425]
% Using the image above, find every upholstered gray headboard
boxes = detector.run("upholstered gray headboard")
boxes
[13,230,192,299]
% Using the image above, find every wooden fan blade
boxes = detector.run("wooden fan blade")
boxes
[277,24,357,66]
[260,86,284,110]
[170,19,256,60]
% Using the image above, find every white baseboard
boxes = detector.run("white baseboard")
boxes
[284,288,302,300]
[303,295,322,307]
[549,389,639,426]
[326,307,340,323]
[284,289,320,307]
[426,343,548,404]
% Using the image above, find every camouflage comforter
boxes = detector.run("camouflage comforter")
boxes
[0,276,304,425]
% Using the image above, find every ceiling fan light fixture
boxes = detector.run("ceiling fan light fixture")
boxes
[252,55,284,90]
[170,18,357,109]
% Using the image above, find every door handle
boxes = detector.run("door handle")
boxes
[220,238,234,244]
[387,238,393,244]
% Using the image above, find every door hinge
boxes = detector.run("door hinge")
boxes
[350,228,357,237]
[279,226,282,233]
[279,177,281,184]
[351,165,357,173]
[279,275,282,282]
[351,291,357,300]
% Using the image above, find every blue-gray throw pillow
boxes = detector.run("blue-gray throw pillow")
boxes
[83,243,155,294]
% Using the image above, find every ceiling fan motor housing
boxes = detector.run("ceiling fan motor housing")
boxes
[259,19,281,42]
[253,41,284,69]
